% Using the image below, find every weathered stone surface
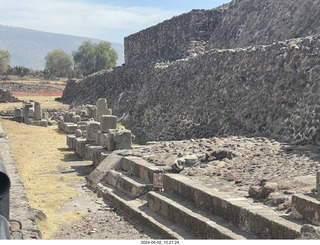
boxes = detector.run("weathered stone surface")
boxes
[86,122,101,142]
[71,115,81,124]
[114,130,132,150]
[14,108,22,116]
[95,130,102,145]
[292,194,320,225]
[100,115,117,133]
[248,186,260,198]
[124,9,222,65]
[86,105,96,119]
[62,34,320,144]
[101,133,109,149]
[105,129,117,151]
[260,183,278,199]
[58,121,65,131]
[42,111,49,120]
[207,0,320,50]
[39,119,48,127]
[95,98,111,121]
[64,112,76,123]
[75,138,90,158]
[75,129,82,138]
[317,172,320,196]
[34,102,42,120]
[0,89,20,103]
[61,0,320,146]
[77,121,88,131]
[27,108,34,118]
[64,123,78,134]
[14,108,23,123]
[86,153,122,188]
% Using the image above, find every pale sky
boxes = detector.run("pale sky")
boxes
[0,0,231,43]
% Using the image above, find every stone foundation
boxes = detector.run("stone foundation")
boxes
[61,98,133,165]
[13,101,48,127]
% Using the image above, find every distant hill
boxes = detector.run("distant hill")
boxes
[0,25,124,70]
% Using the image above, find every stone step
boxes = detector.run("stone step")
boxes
[74,138,91,158]
[84,144,111,167]
[120,156,164,183]
[147,191,255,239]
[96,182,196,239]
[103,170,153,198]
[292,194,320,225]
[163,174,302,239]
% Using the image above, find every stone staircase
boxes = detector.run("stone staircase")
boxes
[86,154,305,239]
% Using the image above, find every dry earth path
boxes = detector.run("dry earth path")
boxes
[1,119,157,240]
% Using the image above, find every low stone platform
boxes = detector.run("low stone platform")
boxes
[86,153,309,239]
[292,194,320,225]
[64,129,320,239]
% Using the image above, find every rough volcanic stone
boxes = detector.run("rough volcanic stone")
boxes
[86,122,101,142]
[75,129,82,138]
[260,183,278,198]
[27,108,34,118]
[317,172,320,196]
[106,129,117,151]
[64,112,76,123]
[71,115,81,124]
[95,98,112,121]
[100,115,117,133]
[34,102,42,120]
[115,129,132,150]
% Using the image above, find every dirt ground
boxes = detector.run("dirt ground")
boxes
[1,111,158,240]
[51,160,160,240]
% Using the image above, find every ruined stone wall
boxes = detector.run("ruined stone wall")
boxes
[124,9,222,65]
[0,89,20,103]
[208,0,320,49]
[124,0,320,65]
[62,34,320,143]
[62,0,320,143]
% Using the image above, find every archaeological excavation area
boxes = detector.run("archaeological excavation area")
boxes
[1,0,320,240]
[1,95,320,240]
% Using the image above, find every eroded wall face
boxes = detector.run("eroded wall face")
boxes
[124,10,222,65]
[62,0,320,142]
[62,35,320,143]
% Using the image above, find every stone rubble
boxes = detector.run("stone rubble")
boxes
[60,98,134,156]
[13,101,49,127]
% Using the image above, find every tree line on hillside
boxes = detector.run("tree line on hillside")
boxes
[0,40,118,79]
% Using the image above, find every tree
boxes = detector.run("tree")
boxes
[73,40,118,76]
[44,49,73,79]
[7,66,30,77]
[0,50,11,75]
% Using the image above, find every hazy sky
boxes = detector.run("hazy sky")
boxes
[0,0,231,43]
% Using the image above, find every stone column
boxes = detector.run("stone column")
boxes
[22,101,33,122]
[34,102,42,120]
[86,122,101,142]
[95,98,112,121]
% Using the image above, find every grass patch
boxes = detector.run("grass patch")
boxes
[1,119,84,239]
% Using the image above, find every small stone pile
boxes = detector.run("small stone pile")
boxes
[0,89,20,103]
[13,101,48,127]
[61,98,133,161]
